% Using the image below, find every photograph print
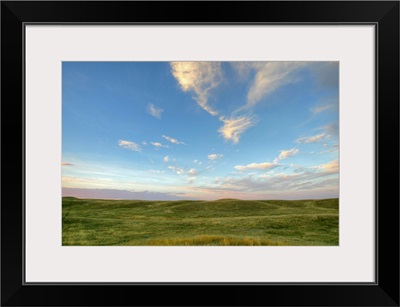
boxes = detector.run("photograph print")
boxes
[62,61,339,246]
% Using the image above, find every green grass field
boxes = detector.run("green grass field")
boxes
[62,197,339,246]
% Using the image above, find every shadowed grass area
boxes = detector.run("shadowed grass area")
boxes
[146,235,287,246]
[62,197,339,246]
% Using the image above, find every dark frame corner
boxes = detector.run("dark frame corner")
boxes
[1,1,399,306]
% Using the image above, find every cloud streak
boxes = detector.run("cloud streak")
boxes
[296,133,326,144]
[150,142,169,149]
[311,104,335,114]
[234,161,278,172]
[170,62,222,116]
[118,140,141,152]
[162,135,185,145]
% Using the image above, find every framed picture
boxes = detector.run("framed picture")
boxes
[2,1,399,306]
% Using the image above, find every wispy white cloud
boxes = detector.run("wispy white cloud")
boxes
[208,153,223,161]
[205,159,339,195]
[218,116,255,144]
[62,162,73,166]
[296,122,338,145]
[168,166,185,175]
[313,160,339,174]
[311,104,335,114]
[163,156,170,163]
[234,161,278,172]
[118,140,141,152]
[150,142,169,149]
[170,62,222,116]
[310,96,338,114]
[245,62,305,107]
[162,135,185,145]
[296,133,326,144]
[149,169,165,174]
[148,103,164,119]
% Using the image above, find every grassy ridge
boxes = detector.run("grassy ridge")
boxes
[62,197,339,246]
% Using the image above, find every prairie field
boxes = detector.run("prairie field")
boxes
[62,197,339,246]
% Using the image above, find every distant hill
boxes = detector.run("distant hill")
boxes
[62,187,192,201]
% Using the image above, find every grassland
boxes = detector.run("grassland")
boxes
[62,197,339,246]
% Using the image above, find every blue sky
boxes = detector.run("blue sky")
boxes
[62,61,339,200]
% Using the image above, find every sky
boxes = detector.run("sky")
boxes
[62,61,339,200]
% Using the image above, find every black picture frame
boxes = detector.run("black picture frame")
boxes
[1,1,399,306]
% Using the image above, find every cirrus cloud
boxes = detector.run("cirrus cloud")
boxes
[296,133,326,144]
[218,116,255,144]
[170,62,222,116]
[245,62,305,107]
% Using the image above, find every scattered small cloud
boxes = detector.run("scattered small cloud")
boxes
[148,103,164,119]
[218,116,255,144]
[150,142,169,149]
[118,140,141,152]
[234,161,278,172]
[62,162,73,166]
[278,148,299,160]
[208,153,223,161]
[188,168,197,177]
[163,156,170,163]
[162,135,185,145]
[142,141,148,145]
[168,165,185,175]
[170,62,222,116]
